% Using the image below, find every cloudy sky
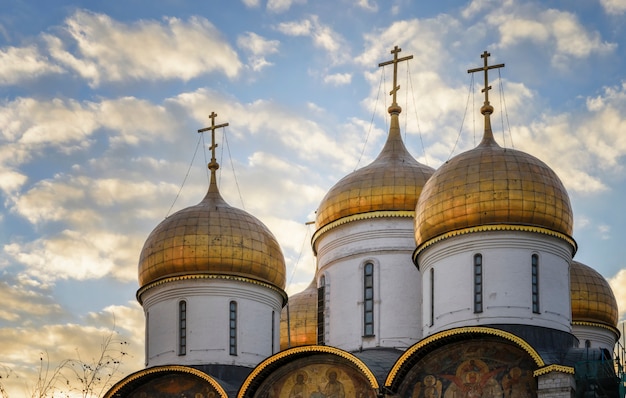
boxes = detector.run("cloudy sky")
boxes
[2,0,626,395]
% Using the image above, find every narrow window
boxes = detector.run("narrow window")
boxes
[430,268,435,326]
[178,300,187,356]
[532,254,540,313]
[317,276,325,345]
[363,263,374,336]
[229,301,237,356]
[145,311,149,366]
[474,254,483,313]
[271,311,275,353]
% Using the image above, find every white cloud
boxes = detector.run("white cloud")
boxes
[609,269,626,321]
[485,5,616,68]
[0,45,63,85]
[237,32,280,72]
[323,72,352,86]
[267,0,306,13]
[45,10,242,86]
[356,0,378,12]
[4,229,141,283]
[275,16,349,64]
[599,0,626,15]
[242,0,261,7]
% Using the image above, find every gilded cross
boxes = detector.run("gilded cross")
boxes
[378,45,413,106]
[198,111,229,171]
[467,51,505,107]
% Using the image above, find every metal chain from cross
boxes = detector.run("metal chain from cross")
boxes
[467,51,505,109]
[378,45,414,107]
[198,112,229,171]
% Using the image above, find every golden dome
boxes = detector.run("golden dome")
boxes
[280,280,318,350]
[138,172,286,290]
[570,260,618,328]
[315,113,434,234]
[414,129,574,249]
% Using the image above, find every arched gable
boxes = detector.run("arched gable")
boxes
[385,327,546,397]
[238,345,379,398]
[104,365,228,398]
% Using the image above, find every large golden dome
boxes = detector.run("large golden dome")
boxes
[570,260,618,328]
[314,112,434,236]
[280,280,318,350]
[414,129,574,250]
[138,173,286,290]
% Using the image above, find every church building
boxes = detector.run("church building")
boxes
[103,48,622,398]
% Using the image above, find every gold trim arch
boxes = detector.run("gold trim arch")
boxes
[104,365,228,398]
[385,327,545,391]
[238,345,379,398]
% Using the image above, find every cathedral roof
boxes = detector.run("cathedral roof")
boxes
[314,111,434,237]
[280,279,318,350]
[137,115,286,291]
[314,47,434,250]
[570,260,619,328]
[414,52,574,252]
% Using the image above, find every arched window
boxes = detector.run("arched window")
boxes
[532,254,539,313]
[178,300,187,356]
[363,263,374,336]
[229,301,237,356]
[474,254,483,313]
[317,276,325,345]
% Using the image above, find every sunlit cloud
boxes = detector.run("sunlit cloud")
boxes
[44,10,242,86]
[0,46,63,85]
[237,32,280,72]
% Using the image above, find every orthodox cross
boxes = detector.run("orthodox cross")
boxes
[378,45,413,106]
[467,51,505,108]
[198,111,229,171]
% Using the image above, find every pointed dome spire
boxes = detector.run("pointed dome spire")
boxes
[314,46,434,248]
[138,113,286,294]
[414,52,575,254]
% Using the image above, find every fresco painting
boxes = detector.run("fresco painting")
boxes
[400,340,536,398]
[128,373,221,398]
[258,362,376,398]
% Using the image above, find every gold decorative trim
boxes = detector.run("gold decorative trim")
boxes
[238,345,379,398]
[103,365,228,398]
[312,210,414,253]
[572,321,620,336]
[385,327,545,387]
[414,224,577,260]
[137,273,288,305]
[533,364,575,377]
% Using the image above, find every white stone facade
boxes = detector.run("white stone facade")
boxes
[141,278,284,368]
[417,230,574,336]
[314,216,422,351]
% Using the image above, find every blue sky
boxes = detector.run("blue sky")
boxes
[2,0,626,395]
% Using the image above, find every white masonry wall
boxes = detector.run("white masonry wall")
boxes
[314,216,422,352]
[417,230,573,337]
[140,278,284,368]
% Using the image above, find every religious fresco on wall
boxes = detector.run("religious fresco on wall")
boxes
[396,340,536,398]
[128,373,222,398]
[254,359,376,398]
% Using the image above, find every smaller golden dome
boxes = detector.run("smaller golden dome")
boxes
[138,173,286,290]
[414,130,574,249]
[315,113,434,233]
[570,260,618,328]
[280,280,318,350]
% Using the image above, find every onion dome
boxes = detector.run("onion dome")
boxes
[138,116,286,291]
[280,280,318,350]
[570,261,619,328]
[313,106,434,246]
[414,52,574,253]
